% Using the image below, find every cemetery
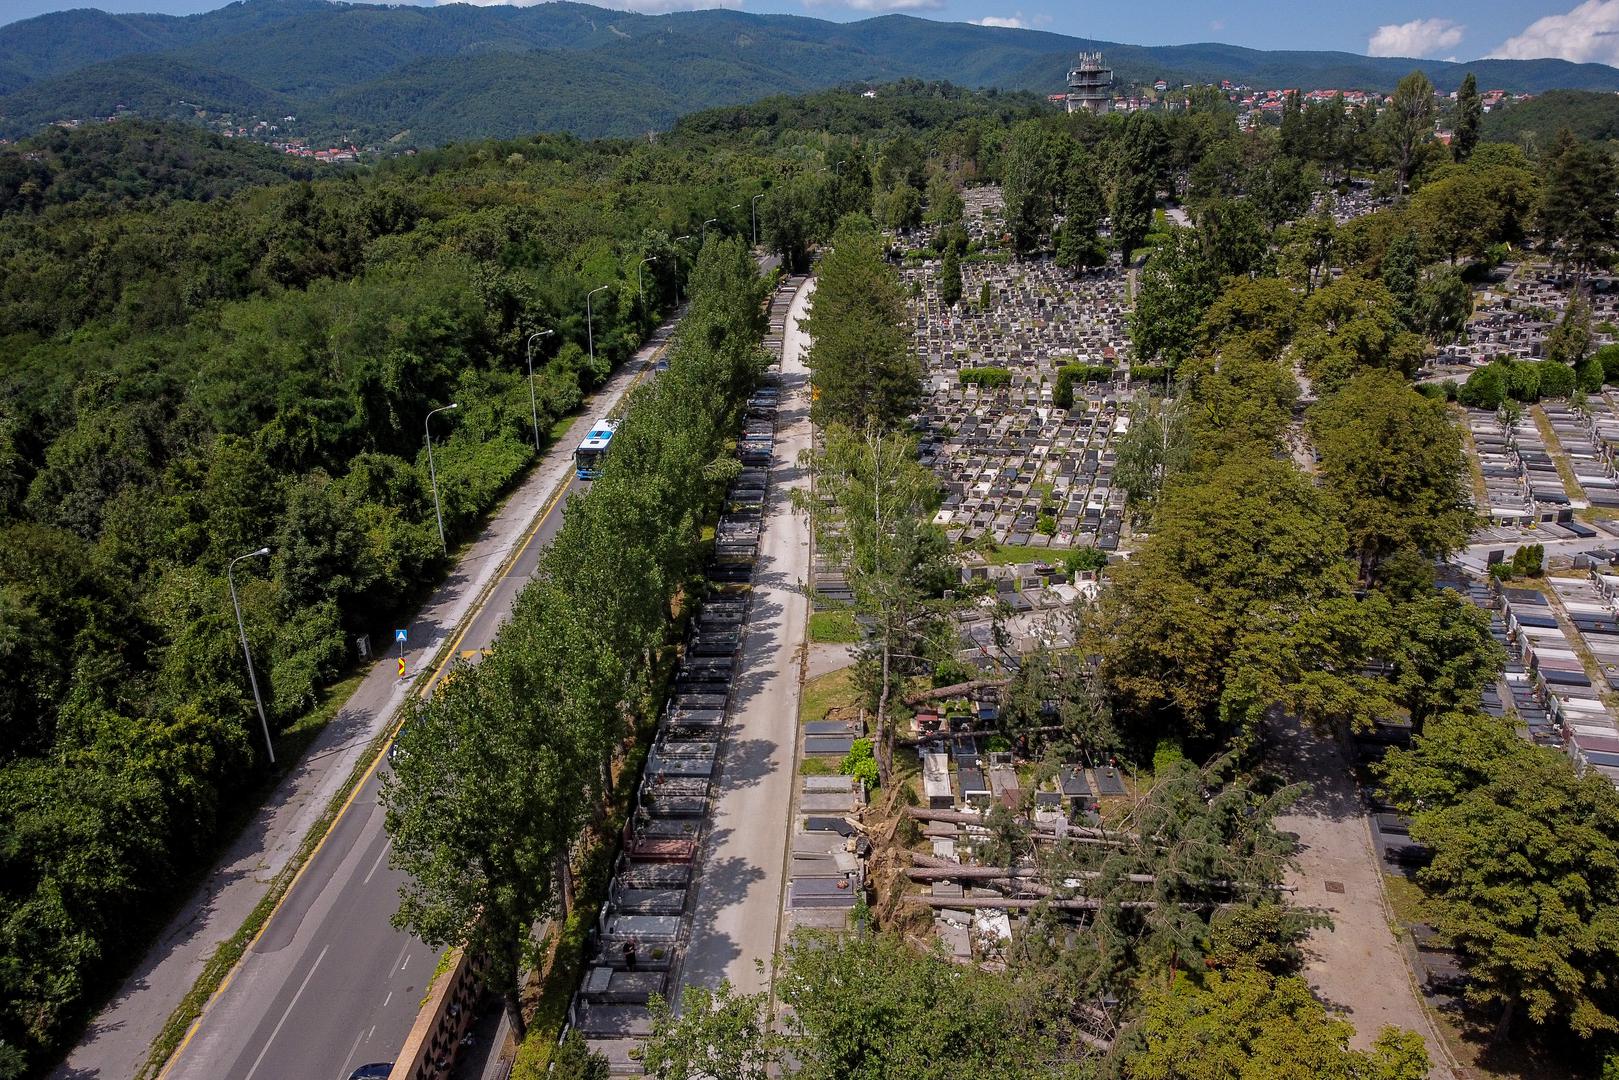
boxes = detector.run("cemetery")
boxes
[904,187,1134,556]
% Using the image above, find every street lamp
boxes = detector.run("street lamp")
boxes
[425,403,459,552]
[228,547,276,765]
[702,217,718,241]
[524,331,552,455]
[638,256,660,305]
[834,158,847,177]
[751,193,765,248]
[586,285,610,369]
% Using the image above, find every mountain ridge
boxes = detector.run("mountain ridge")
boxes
[2,1,1616,145]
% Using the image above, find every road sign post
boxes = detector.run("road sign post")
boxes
[394,629,408,678]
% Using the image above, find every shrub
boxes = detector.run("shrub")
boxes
[840,737,879,789]
[959,366,1012,389]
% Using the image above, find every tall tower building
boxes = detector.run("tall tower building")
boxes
[1066,52,1113,116]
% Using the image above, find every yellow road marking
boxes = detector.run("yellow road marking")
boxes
[155,339,670,1079]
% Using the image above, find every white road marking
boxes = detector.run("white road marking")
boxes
[388,939,410,975]
[362,838,392,885]
[398,954,409,972]
[335,1028,364,1080]
[243,944,329,1080]
[382,991,392,1009]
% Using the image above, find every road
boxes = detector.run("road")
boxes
[158,322,677,1080]
[674,278,814,1000]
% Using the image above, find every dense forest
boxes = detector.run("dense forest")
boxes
[0,119,313,214]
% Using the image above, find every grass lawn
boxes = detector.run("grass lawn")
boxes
[808,609,860,644]
[800,666,859,726]
[967,543,1068,567]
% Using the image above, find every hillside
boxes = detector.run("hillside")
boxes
[1,0,1617,145]
[1483,89,1619,147]
[0,118,313,215]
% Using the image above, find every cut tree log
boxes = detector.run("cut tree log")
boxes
[907,852,1294,892]
[903,806,1128,841]
[901,679,1010,706]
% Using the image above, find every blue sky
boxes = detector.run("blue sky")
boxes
[5,0,1619,66]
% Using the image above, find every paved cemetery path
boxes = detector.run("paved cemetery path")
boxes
[675,278,815,999]
[1269,712,1457,1078]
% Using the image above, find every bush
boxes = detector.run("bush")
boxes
[1511,543,1544,578]
[1036,513,1056,535]
[959,366,1012,389]
[1537,360,1575,399]
[1064,547,1108,574]
[1458,364,1506,409]
[1598,343,1619,385]
[840,737,879,789]
[1053,363,1113,410]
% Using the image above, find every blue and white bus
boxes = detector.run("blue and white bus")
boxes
[574,418,620,479]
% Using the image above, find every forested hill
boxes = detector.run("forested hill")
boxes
[0,119,313,215]
[2,0,1618,145]
[1483,89,1619,149]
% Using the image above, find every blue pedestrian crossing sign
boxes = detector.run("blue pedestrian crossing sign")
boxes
[395,628,408,644]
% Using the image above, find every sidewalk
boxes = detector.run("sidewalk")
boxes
[51,325,677,1080]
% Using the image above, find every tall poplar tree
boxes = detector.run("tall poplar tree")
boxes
[804,216,920,432]
[1452,72,1482,163]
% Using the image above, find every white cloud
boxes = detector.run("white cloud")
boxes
[1490,0,1619,63]
[1367,17,1465,57]
[1209,19,1226,32]
[971,14,1025,28]
[441,0,738,9]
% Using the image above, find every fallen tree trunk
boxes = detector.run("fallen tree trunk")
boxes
[908,896,1175,910]
[904,806,1129,842]
[901,679,1010,706]
[907,852,1294,892]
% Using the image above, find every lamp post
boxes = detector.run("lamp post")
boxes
[228,547,276,765]
[751,193,765,248]
[834,158,847,177]
[524,331,552,455]
[702,217,718,241]
[425,403,459,552]
[586,285,609,369]
[638,256,660,306]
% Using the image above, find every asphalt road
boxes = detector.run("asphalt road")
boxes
[164,326,673,1080]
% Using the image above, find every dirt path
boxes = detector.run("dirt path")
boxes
[1269,712,1457,1078]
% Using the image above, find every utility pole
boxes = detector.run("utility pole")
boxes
[228,547,276,764]
[751,193,765,248]
[425,403,459,552]
[524,331,552,455]
[586,285,610,370]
